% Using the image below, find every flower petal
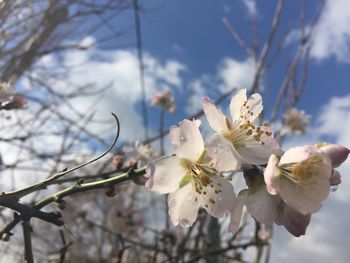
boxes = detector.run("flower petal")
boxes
[240,185,279,225]
[279,145,317,165]
[237,132,280,165]
[264,154,280,195]
[198,176,236,219]
[169,119,204,160]
[145,156,186,194]
[229,89,247,121]
[318,143,350,168]
[206,134,241,171]
[245,93,263,122]
[228,199,244,233]
[278,177,329,215]
[275,202,311,237]
[168,184,200,227]
[330,170,341,186]
[203,98,229,135]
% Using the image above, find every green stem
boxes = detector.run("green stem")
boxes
[22,220,34,263]
[35,167,145,209]
[0,167,146,241]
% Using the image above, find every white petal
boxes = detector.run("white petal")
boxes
[230,89,247,121]
[238,135,280,165]
[198,176,236,219]
[264,154,280,195]
[240,186,279,225]
[206,134,241,172]
[278,178,326,215]
[169,119,204,160]
[203,98,229,135]
[228,199,244,233]
[279,145,317,165]
[245,93,263,122]
[168,184,200,227]
[145,156,186,194]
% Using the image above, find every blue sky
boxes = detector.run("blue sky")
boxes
[7,0,350,262]
[88,0,350,139]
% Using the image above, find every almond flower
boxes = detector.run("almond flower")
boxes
[239,182,310,237]
[145,119,241,229]
[122,140,155,167]
[281,108,310,135]
[151,89,175,113]
[203,89,279,172]
[264,145,332,215]
[0,82,14,102]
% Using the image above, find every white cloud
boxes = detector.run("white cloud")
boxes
[218,57,255,93]
[284,0,350,62]
[242,0,257,17]
[0,37,187,190]
[311,0,350,62]
[38,38,186,141]
[185,57,255,116]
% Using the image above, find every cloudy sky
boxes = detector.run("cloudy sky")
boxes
[5,0,350,262]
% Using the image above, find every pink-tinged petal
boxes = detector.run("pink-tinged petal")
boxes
[228,199,244,233]
[169,119,204,160]
[206,134,241,172]
[145,156,186,194]
[264,154,280,195]
[279,145,317,165]
[277,151,331,215]
[278,178,328,215]
[275,202,311,237]
[203,98,229,135]
[319,144,350,168]
[240,185,279,225]
[198,176,236,219]
[168,184,200,227]
[330,170,341,186]
[230,89,247,121]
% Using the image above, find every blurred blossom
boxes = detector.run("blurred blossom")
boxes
[281,108,310,135]
[0,82,14,102]
[0,82,28,110]
[122,140,155,167]
[113,155,123,169]
[151,89,175,112]
[1,94,28,110]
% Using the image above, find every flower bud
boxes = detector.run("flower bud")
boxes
[330,170,341,186]
[317,143,350,168]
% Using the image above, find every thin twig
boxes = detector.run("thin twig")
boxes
[1,113,120,200]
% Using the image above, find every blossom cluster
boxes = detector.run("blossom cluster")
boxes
[145,89,349,237]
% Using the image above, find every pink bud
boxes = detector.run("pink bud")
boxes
[318,144,350,168]
[330,170,341,186]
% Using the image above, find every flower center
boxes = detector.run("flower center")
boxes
[224,116,271,148]
[180,154,222,207]
[281,154,322,189]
